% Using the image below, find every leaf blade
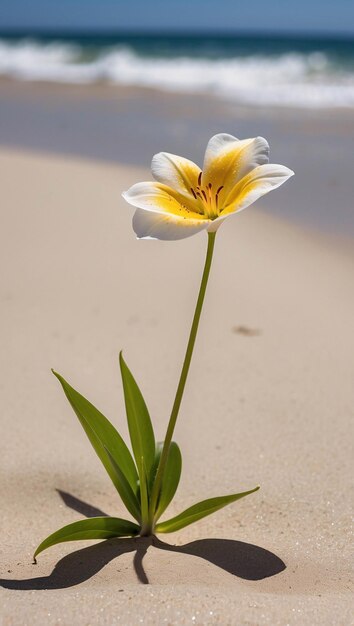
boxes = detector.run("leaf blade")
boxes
[34,517,140,559]
[53,371,139,495]
[139,456,150,528]
[119,353,155,480]
[153,441,182,521]
[103,446,141,522]
[155,486,260,533]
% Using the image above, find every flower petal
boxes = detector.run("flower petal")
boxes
[202,133,270,194]
[151,152,202,200]
[122,182,204,220]
[222,164,294,217]
[132,209,209,241]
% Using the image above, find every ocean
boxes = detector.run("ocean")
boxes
[1,30,354,108]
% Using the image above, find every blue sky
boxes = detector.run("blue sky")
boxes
[1,0,354,35]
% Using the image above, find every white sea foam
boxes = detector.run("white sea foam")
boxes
[1,39,354,108]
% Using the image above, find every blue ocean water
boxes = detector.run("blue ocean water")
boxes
[1,31,354,107]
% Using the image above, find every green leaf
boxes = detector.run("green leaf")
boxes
[155,486,260,533]
[119,352,155,481]
[52,371,139,496]
[104,447,141,522]
[153,442,182,521]
[34,516,140,560]
[139,456,149,527]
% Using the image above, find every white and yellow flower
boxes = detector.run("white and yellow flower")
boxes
[122,133,294,240]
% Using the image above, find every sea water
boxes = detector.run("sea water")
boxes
[1,30,354,108]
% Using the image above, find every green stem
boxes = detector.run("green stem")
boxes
[149,231,216,524]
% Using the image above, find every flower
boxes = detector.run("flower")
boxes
[122,133,294,241]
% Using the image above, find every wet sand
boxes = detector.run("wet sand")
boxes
[1,78,354,236]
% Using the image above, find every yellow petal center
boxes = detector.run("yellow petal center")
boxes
[190,172,225,220]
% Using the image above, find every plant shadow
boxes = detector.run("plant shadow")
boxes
[0,492,285,590]
[55,489,108,518]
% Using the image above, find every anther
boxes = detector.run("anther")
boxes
[190,188,197,199]
[198,172,202,186]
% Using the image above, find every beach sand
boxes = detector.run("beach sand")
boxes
[0,148,353,625]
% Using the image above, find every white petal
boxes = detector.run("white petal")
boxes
[202,133,270,192]
[122,181,202,218]
[223,164,294,216]
[203,133,240,167]
[132,209,209,241]
[151,152,201,197]
[235,136,270,181]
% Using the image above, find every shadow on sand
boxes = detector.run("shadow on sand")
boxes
[1,491,285,589]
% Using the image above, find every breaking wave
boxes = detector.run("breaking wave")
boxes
[1,38,354,108]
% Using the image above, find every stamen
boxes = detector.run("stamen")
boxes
[215,186,224,215]
[201,190,207,202]
[190,187,197,199]
[198,172,202,186]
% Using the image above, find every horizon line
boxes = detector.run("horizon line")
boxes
[0,27,354,40]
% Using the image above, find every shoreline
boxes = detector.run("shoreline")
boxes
[3,74,354,117]
[1,79,354,239]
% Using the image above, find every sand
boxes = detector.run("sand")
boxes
[0,148,353,625]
